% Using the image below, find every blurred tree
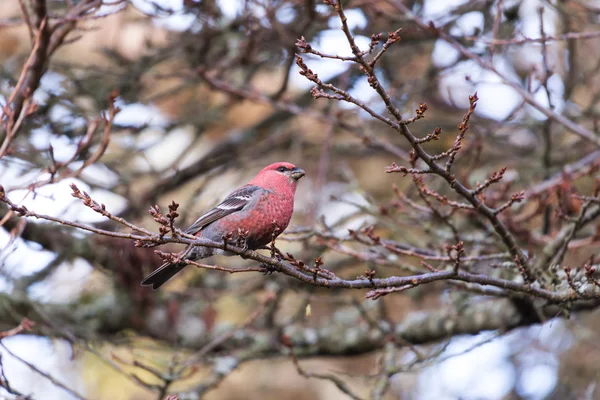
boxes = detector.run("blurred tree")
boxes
[1,0,600,399]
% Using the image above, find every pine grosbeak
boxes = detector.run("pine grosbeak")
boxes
[141,162,305,289]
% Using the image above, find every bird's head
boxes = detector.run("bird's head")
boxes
[250,162,306,190]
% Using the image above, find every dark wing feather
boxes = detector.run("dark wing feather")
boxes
[184,185,265,235]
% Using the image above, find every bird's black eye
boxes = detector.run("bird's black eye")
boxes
[277,166,287,172]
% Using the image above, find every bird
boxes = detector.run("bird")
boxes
[141,162,306,289]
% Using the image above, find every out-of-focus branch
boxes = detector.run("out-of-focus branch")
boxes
[291,351,365,400]
[526,150,600,197]
[0,17,46,159]
[0,341,88,400]
[0,318,34,339]
[392,1,600,148]
[9,0,50,121]
[6,93,117,192]
[197,68,409,161]
[467,30,600,46]
[0,289,580,396]
[1,0,102,160]
[3,279,599,345]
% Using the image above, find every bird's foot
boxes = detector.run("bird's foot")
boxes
[260,263,277,275]
[239,243,250,259]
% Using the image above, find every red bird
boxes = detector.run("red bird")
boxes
[141,162,306,289]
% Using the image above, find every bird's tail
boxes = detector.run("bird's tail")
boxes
[141,262,186,290]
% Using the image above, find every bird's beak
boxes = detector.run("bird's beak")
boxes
[290,167,306,180]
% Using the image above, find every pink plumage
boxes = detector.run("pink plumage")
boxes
[141,162,306,289]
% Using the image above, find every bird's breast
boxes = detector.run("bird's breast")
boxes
[231,192,294,249]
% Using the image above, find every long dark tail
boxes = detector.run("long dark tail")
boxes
[141,262,186,290]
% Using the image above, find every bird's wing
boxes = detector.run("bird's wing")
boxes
[184,185,266,235]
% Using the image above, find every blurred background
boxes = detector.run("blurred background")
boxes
[1,0,600,399]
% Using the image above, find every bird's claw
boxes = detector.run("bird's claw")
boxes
[239,243,250,259]
[260,263,276,275]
